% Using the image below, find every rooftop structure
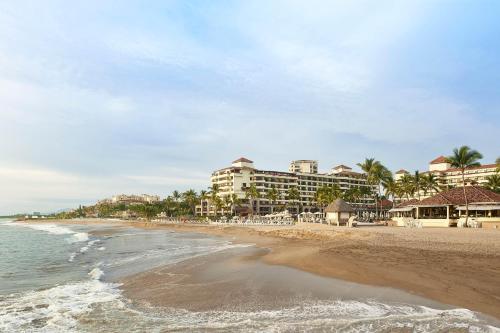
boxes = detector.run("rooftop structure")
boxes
[415,186,500,207]
[389,186,500,228]
[393,156,498,199]
[289,160,318,174]
[98,194,160,205]
[197,158,374,216]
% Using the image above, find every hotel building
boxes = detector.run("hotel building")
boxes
[98,194,161,205]
[395,156,498,199]
[196,157,374,216]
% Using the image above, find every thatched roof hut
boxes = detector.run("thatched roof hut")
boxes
[325,199,354,213]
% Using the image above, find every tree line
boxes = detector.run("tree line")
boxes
[57,146,499,221]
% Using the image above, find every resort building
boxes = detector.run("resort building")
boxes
[429,156,497,187]
[289,160,318,174]
[196,157,375,216]
[98,194,160,205]
[394,156,498,199]
[389,186,500,228]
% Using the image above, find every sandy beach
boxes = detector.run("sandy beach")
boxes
[116,221,500,320]
[22,218,500,321]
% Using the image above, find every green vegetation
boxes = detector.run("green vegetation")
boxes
[46,148,496,222]
[54,189,205,221]
[485,174,500,193]
[357,158,391,218]
[446,146,483,226]
[244,183,260,216]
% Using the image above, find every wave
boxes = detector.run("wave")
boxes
[106,242,253,268]
[69,240,100,262]
[0,265,122,332]
[133,300,500,332]
[4,222,89,244]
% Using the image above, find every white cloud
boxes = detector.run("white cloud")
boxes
[0,1,498,213]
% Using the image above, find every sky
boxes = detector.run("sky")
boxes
[1,0,499,214]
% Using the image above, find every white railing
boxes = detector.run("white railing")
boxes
[212,215,295,226]
[404,218,422,228]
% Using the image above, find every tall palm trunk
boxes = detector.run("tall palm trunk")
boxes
[462,171,469,227]
[378,185,382,219]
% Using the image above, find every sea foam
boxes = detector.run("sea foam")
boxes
[145,300,500,332]
[0,266,122,332]
[5,222,89,243]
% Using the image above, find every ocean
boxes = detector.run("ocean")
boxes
[0,218,498,332]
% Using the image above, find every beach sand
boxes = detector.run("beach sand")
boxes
[27,219,500,319]
[122,222,500,319]
[121,245,449,313]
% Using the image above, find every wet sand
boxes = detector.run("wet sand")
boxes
[124,222,500,319]
[121,245,449,313]
[28,219,500,319]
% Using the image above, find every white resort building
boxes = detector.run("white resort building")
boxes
[389,186,500,229]
[98,194,161,205]
[196,157,375,216]
[395,156,497,199]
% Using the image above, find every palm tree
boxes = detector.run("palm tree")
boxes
[230,193,242,216]
[382,176,398,207]
[342,187,355,203]
[350,186,362,205]
[266,186,279,213]
[359,185,372,204]
[413,171,422,201]
[314,185,342,212]
[172,190,181,203]
[420,173,440,197]
[223,195,232,216]
[200,190,208,201]
[182,189,198,216]
[286,186,301,213]
[209,184,220,217]
[245,183,260,216]
[213,196,223,218]
[485,174,500,193]
[398,174,416,201]
[357,158,389,218]
[446,146,483,226]
[357,158,379,215]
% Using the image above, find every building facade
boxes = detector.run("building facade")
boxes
[196,157,374,216]
[394,156,497,199]
[98,194,160,205]
[289,160,318,174]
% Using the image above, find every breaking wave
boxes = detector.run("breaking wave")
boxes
[0,265,122,333]
[5,222,89,243]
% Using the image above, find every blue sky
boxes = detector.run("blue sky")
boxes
[1,0,499,214]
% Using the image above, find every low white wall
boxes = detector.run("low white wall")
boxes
[391,217,406,227]
[419,219,454,227]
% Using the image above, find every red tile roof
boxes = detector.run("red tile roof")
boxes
[445,163,496,172]
[430,156,448,164]
[394,199,419,208]
[415,186,500,206]
[367,199,393,209]
[232,157,253,164]
[333,164,352,170]
[378,198,393,208]
[395,169,409,174]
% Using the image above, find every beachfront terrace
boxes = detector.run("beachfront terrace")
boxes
[389,186,500,228]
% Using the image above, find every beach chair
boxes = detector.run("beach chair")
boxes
[347,216,357,228]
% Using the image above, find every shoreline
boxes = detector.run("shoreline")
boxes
[124,221,500,320]
[19,219,500,320]
[120,244,452,313]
